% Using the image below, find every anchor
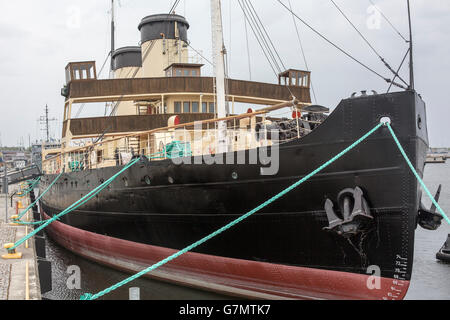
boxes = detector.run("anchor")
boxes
[418,184,443,231]
[324,187,374,237]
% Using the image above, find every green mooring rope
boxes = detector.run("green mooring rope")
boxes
[80,122,384,300]
[20,177,41,196]
[386,122,450,225]
[8,158,140,251]
[14,172,64,221]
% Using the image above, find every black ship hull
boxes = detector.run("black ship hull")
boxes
[40,90,429,299]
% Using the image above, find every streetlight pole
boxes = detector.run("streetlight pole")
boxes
[2,163,7,223]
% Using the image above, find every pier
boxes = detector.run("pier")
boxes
[0,187,41,300]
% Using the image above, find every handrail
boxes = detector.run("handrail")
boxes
[43,99,304,164]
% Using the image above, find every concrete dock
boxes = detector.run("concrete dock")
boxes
[0,187,41,300]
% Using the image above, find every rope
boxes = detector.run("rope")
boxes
[276,0,398,86]
[385,122,450,225]
[14,172,63,221]
[20,177,41,196]
[7,158,140,252]
[238,0,279,78]
[244,15,252,80]
[287,0,317,104]
[368,0,409,43]
[80,121,383,300]
[387,48,410,93]
[329,0,408,87]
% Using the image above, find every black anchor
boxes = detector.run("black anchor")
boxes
[323,187,374,238]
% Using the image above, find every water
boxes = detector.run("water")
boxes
[43,163,450,300]
[405,162,450,300]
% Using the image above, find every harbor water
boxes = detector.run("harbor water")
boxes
[42,163,450,300]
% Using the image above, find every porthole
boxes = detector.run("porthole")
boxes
[123,177,129,187]
[231,172,238,180]
[168,176,174,184]
[417,114,422,130]
[143,176,151,185]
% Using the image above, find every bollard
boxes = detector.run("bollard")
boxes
[1,243,22,259]
[9,215,20,226]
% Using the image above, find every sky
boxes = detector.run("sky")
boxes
[0,0,449,147]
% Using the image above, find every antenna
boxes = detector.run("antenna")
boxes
[407,0,414,90]
[39,105,58,143]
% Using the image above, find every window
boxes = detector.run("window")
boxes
[202,102,208,113]
[184,69,190,76]
[174,102,181,113]
[192,102,199,113]
[209,102,215,114]
[176,69,182,76]
[97,150,103,164]
[183,102,190,113]
[192,70,198,76]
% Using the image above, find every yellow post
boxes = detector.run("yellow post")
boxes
[1,243,22,260]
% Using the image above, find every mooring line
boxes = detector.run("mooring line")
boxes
[20,177,41,196]
[14,172,64,221]
[385,122,450,225]
[5,157,141,252]
[80,122,384,300]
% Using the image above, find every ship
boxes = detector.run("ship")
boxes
[37,1,443,300]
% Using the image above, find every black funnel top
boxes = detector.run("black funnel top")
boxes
[112,46,142,71]
[138,14,189,43]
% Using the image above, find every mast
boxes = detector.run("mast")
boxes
[407,0,414,90]
[210,0,228,153]
[110,0,116,75]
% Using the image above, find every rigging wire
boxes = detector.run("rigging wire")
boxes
[244,16,252,80]
[329,0,408,87]
[368,0,409,43]
[287,0,317,104]
[276,0,405,89]
[240,0,281,73]
[387,48,410,93]
[238,0,279,78]
[187,43,213,66]
[169,0,182,14]
[75,51,112,118]
[245,0,286,71]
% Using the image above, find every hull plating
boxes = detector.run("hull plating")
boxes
[40,91,428,299]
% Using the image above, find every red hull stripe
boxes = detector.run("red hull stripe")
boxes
[42,211,409,300]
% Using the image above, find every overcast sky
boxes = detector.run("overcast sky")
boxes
[0,0,449,147]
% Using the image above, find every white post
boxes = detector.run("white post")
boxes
[211,0,228,154]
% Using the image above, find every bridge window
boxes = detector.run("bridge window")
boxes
[209,102,215,114]
[202,102,208,113]
[192,102,199,113]
[278,69,311,88]
[65,61,97,84]
[183,102,190,113]
[174,102,181,113]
